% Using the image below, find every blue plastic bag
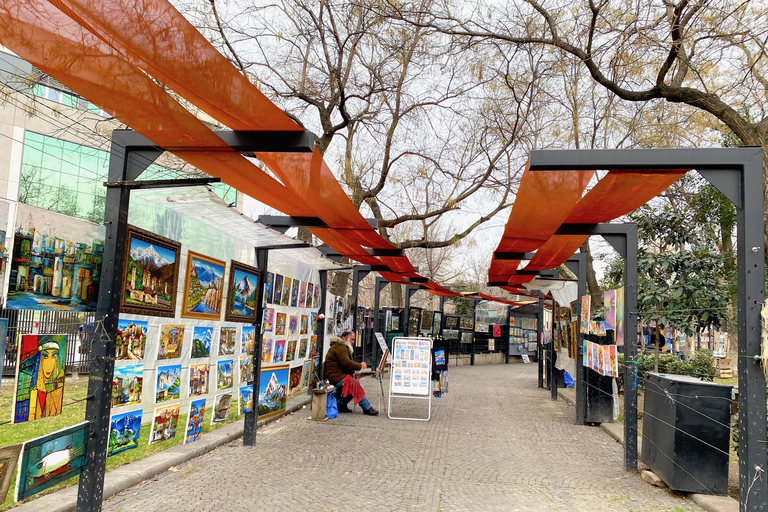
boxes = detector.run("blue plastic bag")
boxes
[326,390,338,419]
[563,370,575,388]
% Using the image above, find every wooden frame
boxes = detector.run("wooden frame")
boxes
[120,225,181,318]
[181,251,226,320]
[224,260,261,323]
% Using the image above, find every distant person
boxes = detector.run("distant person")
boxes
[650,327,666,351]
[323,330,379,416]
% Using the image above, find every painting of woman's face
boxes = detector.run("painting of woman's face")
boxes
[40,348,58,380]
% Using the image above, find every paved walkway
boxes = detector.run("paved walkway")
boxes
[103,363,703,512]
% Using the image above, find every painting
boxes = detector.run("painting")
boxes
[445,316,459,329]
[298,337,308,359]
[604,289,616,330]
[459,316,473,330]
[273,274,283,305]
[108,409,142,456]
[181,251,225,320]
[306,283,314,309]
[309,335,318,356]
[385,310,393,331]
[288,365,303,396]
[261,338,273,363]
[285,338,297,362]
[13,334,67,423]
[263,272,274,305]
[188,363,210,397]
[149,403,180,446]
[191,326,213,359]
[273,339,286,363]
[185,398,206,444]
[217,360,233,390]
[407,308,421,337]
[0,444,22,502]
[116,318,147,361]
[9,203,104,312]
[120,225,180,317]
[275,313,286,335]
[310,355,321,387]
[474,322,489,333]
[15,422,88,501]
[211,392,232,424]
[312,285,320,310]
[444,329,459,340]
[310,312,317,333]
[460,331,473,344]
[420,310,433,332]
[288,315,298,336]
[392,314,400,331]
[281,277,291,306]
[263,308,274,332]
[258,365,288,420]
[112,364,143,408]
[432,312,442,335]
[218,327,236,355]
[241,326,256,355]
[225,260,260,323]
[580,295,591,334]
[240,355,253,384]
[298,281,307,308]
[300,315,308,335]
[615,287,625,346]
[158,325,184,360]
[155,364,181,402]
[300,360,311,390]
[239,385,254,415]
[290,279,299,307]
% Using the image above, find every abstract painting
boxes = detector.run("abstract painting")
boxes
[261,338,273,363]
[188,363,210,397]
[191,326,213,359]
[258,365,288,420]
[13,334,67,423]
[239,385,253,415]
[298,281,307,308]
[155,364,181,402]
[211,392,232,424]
[285,338,297,362]
[288,365,303,397]
[281,277,291,306]
[112,364,143,408]
[275,313,286,336]
[301,360,311,390]
[288,315,298,336]
[116,318,147,361]
[263,308,274,332]
[290,279,299,307]
[181,251,225,320]
[225,260,260,323]
[157,324,184,360]
[218,327,236,356]
[273,339,286,363]
[240,356,253,384]
[273,274,283,305]
[108,408,142,456]
[121,225,180,318]
[241,326,256,355]
[0,444,21,502]
[217,360,234,390]
[263,272,274,305]
[300,315,308,335]
[149,403,180,446]
[184,398,206,444]
[15,422,88,501]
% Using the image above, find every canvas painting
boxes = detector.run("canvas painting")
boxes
[298,281,307,308]
[310,356,321,387]
[185,398,206,444]
[286,338,297,362]
[309,335,318,356]
[13,334,67,423]
[264,308,274,332]
[281,277,291,306]
[300,360,311,390]
[217,360,233,390]
[300,315,308,335]
[218,327,236,355]
[241,326,256,355]
[121,225,180,318]
[615,287,625,346]
[108,409,141,456]
[273,274,283,305]
[288,365,303,396]
[191,326,213,359]
[155,364,181,402]
[211,392,232,424]
[432,312,442,335]
[15,422,88,501]
[258,365,288,419]
[116,318,147,360]
[604,290,616,330]
[581,295,591,334]
[275,313,286,335]
[298,337,308,359]
[273,339,286,363]
[240,356,253,384]
[225,260,259,322]
[261,338,273,363]
[157,325,184,360]
[0,444,22,502]
[181,251,225,320]
[460,331,472,344]
[459,316,473,330]
[149,403,180,446]
[310,312,317,333]
[313,285,320,310]
[188,363,210,397]
[420,311,433,332]
[263,272,274,305]
[306,283,314,309]
[474,322,488,333]
[239,385,254,415]
[112,364,143,408]
[288,315,298,336]
[445,316,459,329]
[290,279,299,307]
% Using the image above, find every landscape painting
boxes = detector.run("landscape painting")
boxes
[218,327,236,355]
[116,318,148,360]
[217,360,233,390]
[181,251,225,320]
[211,392,232,424]
[258,365,288,420]
[281,277,291,306]
[155,364,181,402]
[285,338,297,362]
[185,398,206,444]
[240,356,253,384]
[272,274,283,305]
[188,363,210,396]
[261,338,273,363]
[191,326,213,358]
[121,225,180,318]
[157,325,184,360]
[225,260,260,323]
[263,272,274,304]
[13,334,68,423]
[273,339,286,363]
[112,364,143,408]
[288,365,303,397]
[108,409,142,456]
[275,313,286,335]
[241,326,256,355]
[149,403,180,446]
[300,360,311,390]
[239,385,253,415]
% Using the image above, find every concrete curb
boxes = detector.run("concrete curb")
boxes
[556,390,738,512]
[13,397,312,512]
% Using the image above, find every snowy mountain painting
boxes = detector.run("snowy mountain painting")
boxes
[124,231,179,314]
[258,366,288,419]
[191,326,213,358]
[183,252,224,317]
[155,364,181,402]
[108,409,142,456]
[227,264,259,321]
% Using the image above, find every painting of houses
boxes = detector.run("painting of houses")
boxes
[185,398,206,444]
[116,318,148,360]
[240,356,253,384]
[239,385,253,415]
[241,326,256,355]
[211,392,232,424]
[191,326,213,358]
[112,364,143,408]
[149,403,180,445]
[155,364,181,403]
[188,363,210,397]
[217,360,233,390]
[121,226,180,318]
[157,325,184,360]
[218,327,236,355]
[181,251,225,320]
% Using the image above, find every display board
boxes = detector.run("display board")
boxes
[509,314,538,355]
[388,337,432,421]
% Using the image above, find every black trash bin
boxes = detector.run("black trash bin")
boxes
[641,372,732,494]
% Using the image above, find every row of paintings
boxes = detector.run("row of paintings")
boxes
[120,225,261,323]
[262,309,317,336]
[260,335,319,365]
[263,272,320,310]
[583,341,619,378]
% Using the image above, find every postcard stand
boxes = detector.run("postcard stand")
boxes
[388,337,432,421]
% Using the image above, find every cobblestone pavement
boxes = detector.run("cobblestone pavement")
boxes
[103,363,703,512]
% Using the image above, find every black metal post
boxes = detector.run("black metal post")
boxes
[505,306,510,364]
[537,292,544,389]
[403,285,418,336]
[244,247,268,446]
[316,271,328,380]
[372,276,387,365]
[550,297,558,400]
[439,296,446,337]
[565,254,587,425]
[470,298,480,366]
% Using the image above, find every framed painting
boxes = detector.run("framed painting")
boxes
[288,365,303,397]
[0,444,21,503]
[121,225,181,318]
[112,364,143,408]
[191,326,213,359]
[445,315,459,329]
[407,308,421,337]
[273,274,284,305]
[181,251,225,320]
[158,325,184,360]
[297,337,308,359]
[225,260,260,323]
[149,403,180,445]
[459,316,474,330]
[263,272,274,305]
[420,310,433,332]
[218,327,236,355]
[155,364,181,402]
[238,385,253,415]
[217,360,233,390]
[116,318,147,361]
[13,334,68,423]
[432,312,442,335]
[185,398,206,444]
[258,365,288,420]
[281,277,291,306]
[211,392,232,424]
[460,331,473,344]
[108,409,142,456]
[188,363,210,396]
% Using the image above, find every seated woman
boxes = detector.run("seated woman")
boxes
[323,330,379,416]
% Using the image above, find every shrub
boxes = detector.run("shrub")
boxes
[616,350,716,392]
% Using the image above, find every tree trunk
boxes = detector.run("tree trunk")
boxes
[579,240,601,313]
[329,269,350,297]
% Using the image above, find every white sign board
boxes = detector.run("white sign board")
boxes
[391,337,431,396]
[375,332,391,363]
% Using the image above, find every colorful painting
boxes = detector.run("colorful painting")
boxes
[120,225,180,317]
[13,334,67,423]
[116,318,147,360]
[258,365,288,420]
[155,364,181,402]
[15,422,88,501]
[240,356,253,384]
[188,363,210,396]
[285,338,297,362]
[263,308,274,332]
[191,326,213,359]
[264,272,274,305]
[273,274,283,305]
[239,385,254,415]
[310,312,317,333]
[275,313,286,335]
[0,444,22,502]
[281,277,292,306]
[288,365,303,396]
[615,287,625,346]
[309,335,318,356]
[273,339,286,363]
[218,327,237,355]
[580,295,591,334]
[108,409,142,456]
[300,359,311,390]
[149,403,180,445]
[300,315,308,335]
[241,326,256,355]
[432,312,442,335]
[9,203,105,312]
[290,279,299,307]
[0,319,5,390]
[182,251,225,320]
[225,260,260,322]
[185,398,206,444]
[306,283,314,309]
[217,360,233,390]
[211,392,232,424]
[288,315,298,335]
[158,324,184,360]
[298,337,308,359]
[310,355,321,387]
[298,281,307,308]
[112,364,143,408]
[312,285,320,310]
[604,289,616,330]
[261,338,273,363]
